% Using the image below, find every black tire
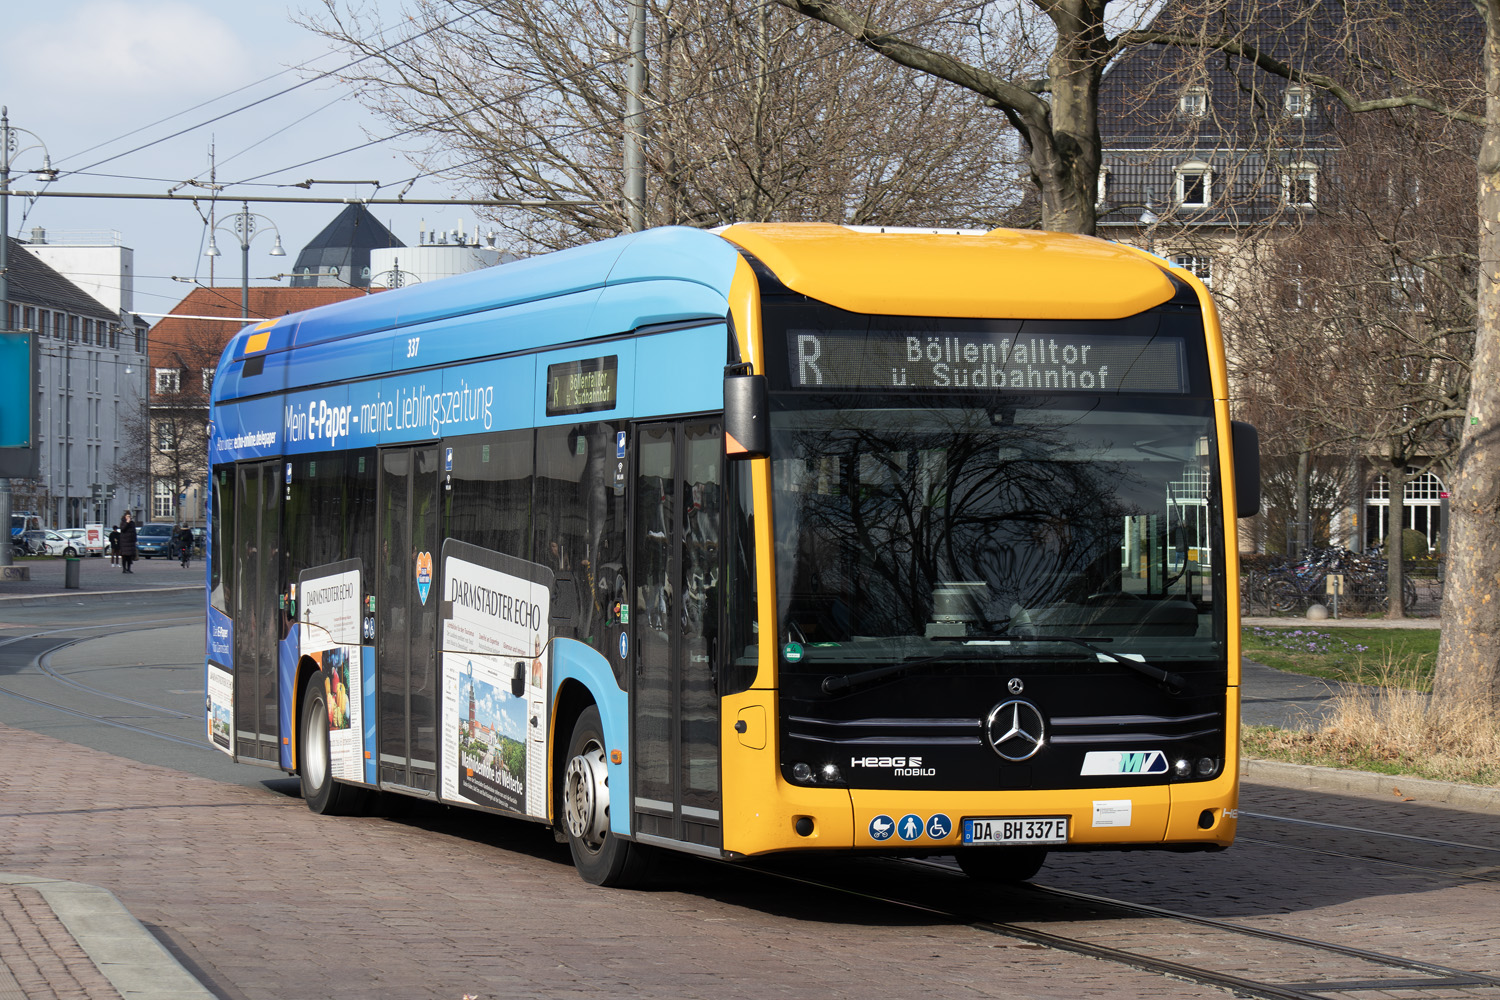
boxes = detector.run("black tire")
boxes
[1267,578,1301,614]
[1402,577,1419,612]
[561,705,648,887]
[299,670,369,816]
[62,546,76,557]
[956,847,1048,883]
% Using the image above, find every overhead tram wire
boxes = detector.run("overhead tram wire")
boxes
[58,5,489,178]
[11,3,1001,221]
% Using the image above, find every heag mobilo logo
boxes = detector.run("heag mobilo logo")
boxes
[1080,750,1168,776]
[849,755,936,776]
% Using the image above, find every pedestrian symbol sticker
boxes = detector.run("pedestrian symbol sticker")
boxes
[926,813,952,840]
[619,632,629,660]
[868,815,895,841]
[897,813,923,841]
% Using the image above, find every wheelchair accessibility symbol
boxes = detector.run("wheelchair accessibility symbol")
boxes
[926,813,952,840]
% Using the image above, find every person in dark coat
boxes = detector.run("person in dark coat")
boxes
[118,512,138,574]
[175,524,193,568]
[108,526,120,565]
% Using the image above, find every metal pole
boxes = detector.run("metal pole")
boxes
[236,202,253,319]
[623,0,646,232]
[1,107,13,568]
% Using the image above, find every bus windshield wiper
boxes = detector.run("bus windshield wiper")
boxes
[980,633,1187,694]
[820,650,990,695]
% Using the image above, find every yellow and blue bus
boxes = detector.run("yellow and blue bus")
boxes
[205,224,1258,886]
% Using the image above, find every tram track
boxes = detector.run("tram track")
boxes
[737,844,1500,1000]
[0,617,213,750]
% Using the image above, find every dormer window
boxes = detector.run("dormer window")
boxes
[1179,86,1210,117]
[1176,161,1212,208]
[1096,167,1111,207]
[1284,85,1310,119]
[1284,163,1317,207]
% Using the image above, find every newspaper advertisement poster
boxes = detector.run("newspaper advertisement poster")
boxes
[299,561,365,782]
[206,663,233,753]
[440,540,553,819]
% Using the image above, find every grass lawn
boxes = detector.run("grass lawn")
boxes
[1240,626,1439,689]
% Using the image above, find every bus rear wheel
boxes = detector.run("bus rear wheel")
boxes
[956,847,1048,883]
[299,670,368,816]
[562,705,647,887]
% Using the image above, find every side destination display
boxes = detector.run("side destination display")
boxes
[546,355,618,416]
[787,329,1188,394]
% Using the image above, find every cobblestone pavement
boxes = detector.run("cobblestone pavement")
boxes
[0,883,122,1000]
[2,714,1497,1000]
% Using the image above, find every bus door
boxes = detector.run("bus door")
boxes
[376,446,442,794]
[630,419,723,849]
[232,459,283,764]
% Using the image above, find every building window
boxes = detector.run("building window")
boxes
[23,306,35,331]
[1284,164,1317,207]
[1179,86,1210,117]
[1390,264,1426,308]
[68,315,79,342]
[155,368,181,394]
[1171,255,1213,287]
[202,367,217,392]
[109,325,119,349]
[156,423,177,452]
[1096,168,1111,207]
[153,481,176,520]
[38,311,51,338]
[1284,85,1310,118]
[1366,470,1445,552]
[134,327,144,353]
[1176,161,1212,208]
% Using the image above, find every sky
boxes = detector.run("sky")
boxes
[1,0,481,324]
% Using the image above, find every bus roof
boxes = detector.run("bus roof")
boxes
[718,223,1179,320]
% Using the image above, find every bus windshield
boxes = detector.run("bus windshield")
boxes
[770,398,1224,667]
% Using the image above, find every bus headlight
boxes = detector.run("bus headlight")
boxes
[792,762,814,783]
[820,763,843,784]
[1173,757,1193,778]
[1196,757,1219,778]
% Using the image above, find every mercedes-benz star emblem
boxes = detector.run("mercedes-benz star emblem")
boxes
[1007,677,1024,694]
[984,699,1046,761]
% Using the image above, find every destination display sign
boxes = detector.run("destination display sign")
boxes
[546,355,619,416]
[786,330,1189,394]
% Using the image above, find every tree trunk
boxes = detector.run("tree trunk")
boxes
[1436,0,1500,711]
[1386,459,1407,619]
[1295,444,1311,557]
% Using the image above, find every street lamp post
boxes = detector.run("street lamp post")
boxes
[206,201,286,319]
[0,108,57,569]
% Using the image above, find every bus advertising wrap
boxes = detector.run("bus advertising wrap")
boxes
[299,562,366,783]
[440,540,554,820]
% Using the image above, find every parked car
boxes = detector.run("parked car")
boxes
[56,528,105,557]
[135,522,175,558]
[19,529,70,556]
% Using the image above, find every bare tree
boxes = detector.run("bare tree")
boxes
[770,0,1500,708]
[304,0,1024,251]
[1229,105,1475,613]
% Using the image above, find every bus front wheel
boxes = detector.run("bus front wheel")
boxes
[562,705,647,887]
[956,847,1048,883]
[299,671,368,816]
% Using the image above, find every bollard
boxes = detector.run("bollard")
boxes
[64,556,81,589]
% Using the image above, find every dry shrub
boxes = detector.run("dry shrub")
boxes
[1245,656,1500,786]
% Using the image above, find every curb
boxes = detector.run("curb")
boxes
[0,585,203,607]
[1242,758,1500,814]
[0,874,215,999]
